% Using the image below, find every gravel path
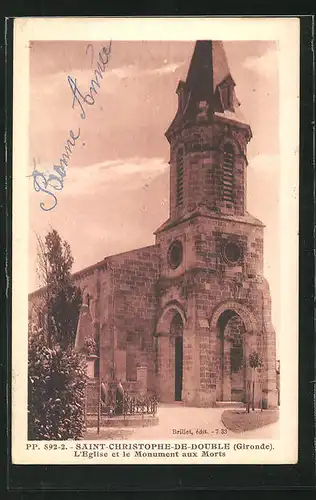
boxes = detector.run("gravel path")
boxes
[85,403,279,440]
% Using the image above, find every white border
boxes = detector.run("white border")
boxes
[12,17,300,465]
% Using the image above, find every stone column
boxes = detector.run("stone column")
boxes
[74,304,93,351]
[99,322,113,384]
[263,357,278,408]
[182,292,202,406]
[209,329,219,404]
[182,330,199,405]
[260,281,279,408]
[261,323,278,408]
[198,335,208,406]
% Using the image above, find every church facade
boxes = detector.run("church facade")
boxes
[29,41,278,408]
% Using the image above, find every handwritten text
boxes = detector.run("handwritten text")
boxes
[31,41,112,211]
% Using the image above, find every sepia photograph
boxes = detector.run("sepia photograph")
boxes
[12,17,299,464]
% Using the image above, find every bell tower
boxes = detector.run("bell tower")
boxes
[165,40,252,222]
[154,41,278,409]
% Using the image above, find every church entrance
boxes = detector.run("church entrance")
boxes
[171,312,184,401]
[217,310,246,402]
[175,336,183,401]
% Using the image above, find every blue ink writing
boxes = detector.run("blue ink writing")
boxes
[86,43,94,68]
[31,41,112,211]
[68,41,112,119]
[31,127,80,211]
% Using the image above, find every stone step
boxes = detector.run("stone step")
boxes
[216,401,245,408]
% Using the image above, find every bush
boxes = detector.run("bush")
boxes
[83,336,98,356]
[28,327,87,440]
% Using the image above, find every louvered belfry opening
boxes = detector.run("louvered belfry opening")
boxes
[222,144,234,203]
[176,148,184,206]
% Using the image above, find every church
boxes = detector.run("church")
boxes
[29,40,278,409]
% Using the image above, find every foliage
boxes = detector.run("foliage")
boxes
[83,336,98,356]
[248,350,262,369]
[28,325,87,440]
[48,284,82,349]
[36,229,82,349]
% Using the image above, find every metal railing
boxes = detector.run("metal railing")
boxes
[101,392,158,417]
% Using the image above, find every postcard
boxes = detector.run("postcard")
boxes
[12,17,299,465]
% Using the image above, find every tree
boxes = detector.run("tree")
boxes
[36,229,82,349]
[28,323,86,440]
[28,230,86,439]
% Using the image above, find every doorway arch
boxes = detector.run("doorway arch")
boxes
[217,310,246,401]
[170,312,184,401]
[155,301,186,335]
[155,302,186,402]
[210,301,258,403]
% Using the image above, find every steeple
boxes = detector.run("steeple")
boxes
[160,40,254,228]
[166,40,249,142]
[185,40,231,99]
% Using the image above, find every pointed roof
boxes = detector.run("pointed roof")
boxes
[74,303,94,352]
[166,40,251,140]
[185,40,233,96]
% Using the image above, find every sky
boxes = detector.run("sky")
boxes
[29,40,280,348]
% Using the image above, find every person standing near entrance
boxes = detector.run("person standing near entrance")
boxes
[100,379,108,408]
[115,379,124,415]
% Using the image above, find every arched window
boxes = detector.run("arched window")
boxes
[176,148,184,206]
[222,143,234,203]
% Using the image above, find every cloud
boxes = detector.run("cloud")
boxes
[242,49,278,78]
[28,156,169,292]
[109,65,136,79]
[109,61,183,79]
[30,60,184,104]
[146,62,182,76]
[29,156,168,200]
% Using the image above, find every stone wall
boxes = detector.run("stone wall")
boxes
[169,121,249,221]
[156,214,264,280]
[103,245,159,392]
[155,210,277,408]
[28,246,159,398]
[28,218,277,408]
